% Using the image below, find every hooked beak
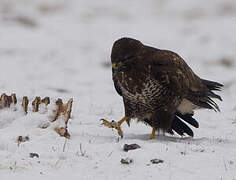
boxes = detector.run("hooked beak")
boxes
[112,63,118,69]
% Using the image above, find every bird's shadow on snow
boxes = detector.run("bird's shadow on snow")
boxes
[123,133,230,145]
[124,133,193,142]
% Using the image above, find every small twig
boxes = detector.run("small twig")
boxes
[63,138,67,152]
[223,157,228,171]
[108,151,113,157]
[9,161,17,172]
[116,137,120,143]
[79,143,86,156]
[52,146,56,152]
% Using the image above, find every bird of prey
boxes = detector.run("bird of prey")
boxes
[102,37,223,139]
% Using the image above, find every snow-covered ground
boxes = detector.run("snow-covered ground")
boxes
[0,0,236,179]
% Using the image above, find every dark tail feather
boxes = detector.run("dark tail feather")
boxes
[167,129,174,135]
[171,116,194,137]
[191,79,223,112]
[206,97,220,111]
[175,112,199,128]
[206,91,222,101]
[201,79,223,92]
[144,116,195,137]
[198,101,216,111]
[194,98,220,112]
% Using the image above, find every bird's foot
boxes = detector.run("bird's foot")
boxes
[101,119,123,138]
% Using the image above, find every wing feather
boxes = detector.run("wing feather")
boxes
[149,49,200,97]
[147,48,222,111]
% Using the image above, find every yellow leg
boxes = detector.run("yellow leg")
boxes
[149,128,156,139]
[101,116,128,138]
[117,117,128,126]
[117,117,128,137]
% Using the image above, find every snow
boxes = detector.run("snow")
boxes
[0,0,236,179]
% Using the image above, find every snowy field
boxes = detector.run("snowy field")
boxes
[0,0,236,179]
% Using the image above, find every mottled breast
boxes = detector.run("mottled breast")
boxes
[119,76,169,117]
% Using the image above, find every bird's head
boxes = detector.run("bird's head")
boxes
[111,37,142,71]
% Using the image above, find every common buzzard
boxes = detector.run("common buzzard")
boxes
[102,37,223,139]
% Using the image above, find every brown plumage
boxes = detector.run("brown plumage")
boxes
[105,37,223,138]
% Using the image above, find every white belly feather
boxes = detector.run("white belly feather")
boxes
[177,98,199,115]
